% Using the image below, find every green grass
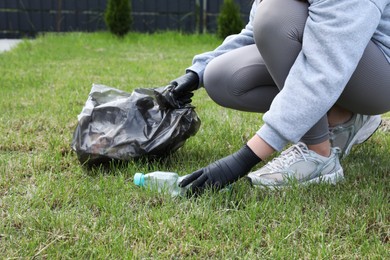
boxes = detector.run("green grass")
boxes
[0,32,389,259]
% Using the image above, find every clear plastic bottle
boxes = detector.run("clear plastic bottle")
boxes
[133,171,188,197]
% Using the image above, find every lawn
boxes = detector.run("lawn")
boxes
[0,32,389,259]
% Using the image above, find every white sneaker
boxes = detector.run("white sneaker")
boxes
[247,142,344,188]
[329,114,381,158]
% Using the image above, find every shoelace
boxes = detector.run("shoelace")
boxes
[265,142,309,172]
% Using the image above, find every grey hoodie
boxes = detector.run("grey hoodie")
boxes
[187,0,390,151]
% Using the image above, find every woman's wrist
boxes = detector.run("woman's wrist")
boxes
[247,134,275,161]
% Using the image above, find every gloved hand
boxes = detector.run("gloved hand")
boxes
[170,71,199,105]
[179,145,261,196]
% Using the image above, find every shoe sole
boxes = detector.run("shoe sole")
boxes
[306,167,344,185]
[247,168,345,189]
[343,116,382,157]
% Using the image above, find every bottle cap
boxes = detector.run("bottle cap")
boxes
[133,173,145,186]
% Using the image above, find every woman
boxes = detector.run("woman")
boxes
[170,0,389,194]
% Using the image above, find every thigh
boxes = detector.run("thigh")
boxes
[204,45,279,112]
[338,41,390,115]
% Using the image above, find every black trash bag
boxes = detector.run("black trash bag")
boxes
[71,84,201,166]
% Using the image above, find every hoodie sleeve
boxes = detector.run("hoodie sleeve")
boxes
[257,0,385,151]
[186,1,258,86]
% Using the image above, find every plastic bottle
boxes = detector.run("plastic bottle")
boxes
[133,171,189,197]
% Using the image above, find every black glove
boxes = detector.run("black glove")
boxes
[170,71,199,105]
[179,145,261,196]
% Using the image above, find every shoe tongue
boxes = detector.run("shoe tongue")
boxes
[292,142,311,159]
[267,142,308,171]
[296,142,309,152]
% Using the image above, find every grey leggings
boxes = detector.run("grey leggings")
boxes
[204,0,390,145]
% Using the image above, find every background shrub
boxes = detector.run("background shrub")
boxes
[217,0,244,39]
[105,0,132,37]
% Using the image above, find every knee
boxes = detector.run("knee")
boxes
[252,2,276,49]
[253,0,307,50]
[203,59,226,105]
